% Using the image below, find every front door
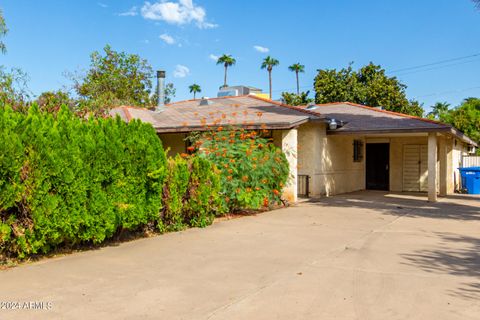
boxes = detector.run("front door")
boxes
[366,143,390,190]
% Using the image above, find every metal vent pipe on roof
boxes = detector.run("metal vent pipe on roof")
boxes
[156,70,166,112]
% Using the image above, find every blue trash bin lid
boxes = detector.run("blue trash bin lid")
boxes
[459,167,480,172]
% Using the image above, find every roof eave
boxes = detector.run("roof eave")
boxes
[326,127,452,135]
[155,118,310,134]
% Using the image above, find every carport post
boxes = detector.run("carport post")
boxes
[428,132,438,202]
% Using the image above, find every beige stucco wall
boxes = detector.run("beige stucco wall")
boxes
[158,128,466,198]
[158,133,187,157]
[273,129,298,203]
[297,123,365,197]
[452,138,469,190]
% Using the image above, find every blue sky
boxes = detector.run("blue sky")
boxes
[1,0,480,111]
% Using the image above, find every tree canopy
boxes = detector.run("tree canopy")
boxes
[288,63,305,94]
[281,91,313,106]
[0,9,7,54]
[261,56,280,99]
[438,98,480,146]
[216,54,236,88]
[314,62,424,117]
[427,102,450,120]
[189,83,201,99]
[74,45,154,111]
[0,67,30,110]
[36,90,74,113]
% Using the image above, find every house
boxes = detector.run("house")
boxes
[111,95,477,203]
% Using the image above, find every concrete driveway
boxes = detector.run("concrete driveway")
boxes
[1,191,479,320]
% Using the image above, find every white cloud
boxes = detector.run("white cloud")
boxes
[119,6,138,16]
[253,45,269,53]
[98,2,108,8]
[173,64,190,78]
[209,54,219,61]
[200,22,218,29]
[141,0,218,29]
[159,33,176,45]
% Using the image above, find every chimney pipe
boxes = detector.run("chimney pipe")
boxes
[156,70,166,112]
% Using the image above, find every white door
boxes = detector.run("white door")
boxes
[403,145,428,192]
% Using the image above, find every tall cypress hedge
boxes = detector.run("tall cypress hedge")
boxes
[0,105,167,258]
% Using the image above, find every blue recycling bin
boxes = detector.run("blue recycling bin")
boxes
[459,167,480,194]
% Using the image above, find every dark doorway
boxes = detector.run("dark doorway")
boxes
[366,143,390,190]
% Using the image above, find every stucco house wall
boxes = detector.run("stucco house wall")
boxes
[452,138,469,190]
[297,123,365,197]
[158,133,187,156]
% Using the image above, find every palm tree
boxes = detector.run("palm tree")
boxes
[427,102,450,120]
[0,9,8,54]
[288,63,305,95]
[216,54,236,88]
[261,56,280,99]
[189,83,201,100]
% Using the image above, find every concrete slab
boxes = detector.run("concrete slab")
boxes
[0,191,479,319]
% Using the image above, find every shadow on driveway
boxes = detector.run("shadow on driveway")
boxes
[303,190,480,221]
[303,191,480,301]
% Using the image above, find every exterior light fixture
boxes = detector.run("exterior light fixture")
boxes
[329,119,338,130]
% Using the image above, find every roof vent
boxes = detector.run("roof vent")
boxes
[199,97,213,106]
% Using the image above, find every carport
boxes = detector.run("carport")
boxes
[298,102,478,201]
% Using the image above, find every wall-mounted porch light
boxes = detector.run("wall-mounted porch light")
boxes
[329,119,338,130]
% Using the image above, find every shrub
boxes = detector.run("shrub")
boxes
[193,129,289,211]
[160,154,224,231]
[183,155,224,227]
[0,104,166,259]
[160,155,190,232]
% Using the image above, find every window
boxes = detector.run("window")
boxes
[353,140,364,162]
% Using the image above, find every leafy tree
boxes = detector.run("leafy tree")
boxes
[73,45,154,111]
[439,98,480,146]
[314,62,424,117]
[288,63,305,94]
[0,9,7,54]
[427,101,450,120]
[36,90,74,113]
[151,82,176,105]
[216,54,236,88]
[261,56,280,100]
[0,67,30,110]
[281,91,313,106]
[189,83,201,100]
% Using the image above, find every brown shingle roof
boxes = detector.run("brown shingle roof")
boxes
[111,95,320,133]
[110,98,477,146]
[310,102,477,145]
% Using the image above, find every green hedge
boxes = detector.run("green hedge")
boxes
[0,106,290,261]
[160,155,224,232]
[0,105,167,258]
